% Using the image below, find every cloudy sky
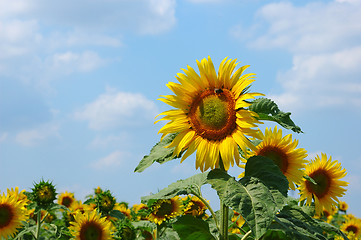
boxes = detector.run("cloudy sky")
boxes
[1,0,361,216]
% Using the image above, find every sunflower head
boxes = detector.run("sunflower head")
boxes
[148,196,183,225]
[245,126,308,190]
[182,195,207,218]
[114,221,136,240]
[58,191,76,208]
[299,153,348,215]
[339,201,349,212]
[341,218,361,238]
[0,190,29,239]
[69,209,115,240]
[132,203,149,221]
[156,56,263,172]
[96,190,116,214]
[31,179,57,208]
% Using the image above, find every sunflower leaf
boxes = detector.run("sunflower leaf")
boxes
[141,172,208,202]
[249,97,302,133]
[172,215,217,240]
[304,175,317,185]
[135,133,181,173]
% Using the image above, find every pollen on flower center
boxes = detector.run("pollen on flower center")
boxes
[0,204,13,227]
[188,89,236,141]
[306,169,331,198]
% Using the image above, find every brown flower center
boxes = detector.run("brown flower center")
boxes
[188,89,236,141]
[0,204,13,228]
[257,146,289,174]
[346,225,359,234]
[80,221,103,240]
[61,196,73,208]
[306,169,331,198]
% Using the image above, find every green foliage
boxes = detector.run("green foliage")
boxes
[141,172,208,202]
[134,133,180,173]
[249,97,302,133]
[173,215,217,240]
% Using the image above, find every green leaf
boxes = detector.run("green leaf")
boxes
[304,175,317,185]
[206,169,232,198]
[172,215,216,240]
[135,133,180,173]
[108,209,125,220]
[244,156,288,209]
[249,97,302,133]
[141,172,208,202]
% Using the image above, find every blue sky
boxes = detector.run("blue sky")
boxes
[1,0,361,216]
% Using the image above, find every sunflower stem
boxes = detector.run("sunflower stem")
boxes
[219,159,229,240]
[241,230,252,240]
[190,188,220,232]
[35,210,41,239]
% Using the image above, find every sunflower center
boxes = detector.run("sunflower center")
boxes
[61,196,73,208]
[38,186,54,202]
[80,222,103,240]
[0,204,13,228]
[346,225,359,234]
[188,89,236,141]
[155,200,173,217]
[258,146,289,174]
[306,169,331,198]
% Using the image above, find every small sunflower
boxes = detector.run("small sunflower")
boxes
[58,191,76,208]
[244,126,308,190]
[156,56,263,172]
[182,196,207,217]
[69,209,115,240]
[31,179,57,207]
[0,190,29,239]
[132,203,148,221]
[341,218,361,238]
[148,196,183,225]
[299,153,348,215]
[339,201,349,212]
[229,211,245,234]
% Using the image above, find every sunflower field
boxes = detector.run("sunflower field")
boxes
[1,57,360,240]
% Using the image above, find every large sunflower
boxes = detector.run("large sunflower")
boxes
[245,126,308,190]
[69,209,114,240]
[148,196,183,225]
[0,190,29,239]
[299,153,348,215]
[157,56,263,171]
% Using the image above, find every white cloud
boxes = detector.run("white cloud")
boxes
[74,88,158,130]
[48,51,105,74]
[15,123,60,146]
[233,0,361,111]
[0,132,8,143]
[90,151,130,170]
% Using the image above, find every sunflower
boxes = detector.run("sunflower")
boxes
[182,195,207,217]
[96,190,116,214]
[31,179,57,207]
[339,201,349,212]
[113,203,131,219]
[148,196,183,225]
[58,191,76,208]
[0,190,29,239]
[299,153,348,215]
[244,126,308,190]
[69,209,115,240]
[156,56,263,172]
[340,218,361,238]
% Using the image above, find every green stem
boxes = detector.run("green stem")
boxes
[190,188,220,232]
[241,230,252,240]
[35,210,42,239]
[219,159,229,240]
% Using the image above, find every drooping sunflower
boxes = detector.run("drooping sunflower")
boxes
[96,190,116,214]
[58,191,76,208]
[69,209,115,240]
[156,56,263,172]
[0,190,29,239]
[340,218,361,238]
[299,153,348,215]
[148,196,183,225]
[243,126,308,190]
